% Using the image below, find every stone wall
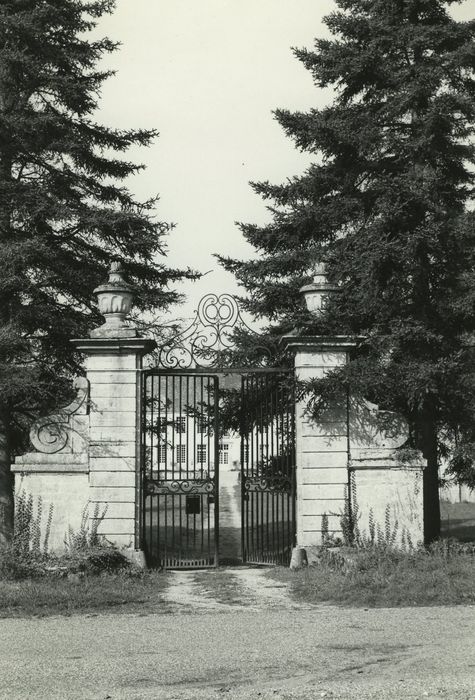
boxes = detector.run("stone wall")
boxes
[12,378,92,552]
[350,451,425,548]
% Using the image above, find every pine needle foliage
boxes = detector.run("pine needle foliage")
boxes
[219,0,475,540]
[0,0,195,542]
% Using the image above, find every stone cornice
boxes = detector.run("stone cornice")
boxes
[281,334,365,352]
[71,337,157,356]
[349,448,426,470]
[12,453,89,473]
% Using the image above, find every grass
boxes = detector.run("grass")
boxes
[192,568,245,606]
[0,571,172,619]
[268,542,475,607]
[441,500,475,541]
[2,498,474,617]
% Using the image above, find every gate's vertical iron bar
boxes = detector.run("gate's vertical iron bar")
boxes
[135,368,141,551]
[248,374,253,561]
[192,373,196,556]
[258,375,262,560]
[164,375,168,567]
[206,376,211,564]
[254,374,258,561]
[265,374,270,561]
[149,374,154,563]
[285,378,290,562]
[270,374,275,563]
[240,375,246,563]
[246,374,251,563]
[291,375,297,553]
[280,377,285,562]
[275,375,279,562]
[247,375,251,561]
[179,374,183,564]
[279,377,290,562]
[143,373,148,559]
[214,375,220,567]
[186,375,190,556]
[251,374,256,560]
[346,385,352,546]
[156,374,163,561]
[200,376,204,558]
[171,375,177,559]
[142,373,148,558]
[142,372,148,555]
[260,374,264,561]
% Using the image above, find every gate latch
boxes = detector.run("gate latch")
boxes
[186,495,201,515]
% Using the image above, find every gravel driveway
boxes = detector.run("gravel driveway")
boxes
[0,567,474,700]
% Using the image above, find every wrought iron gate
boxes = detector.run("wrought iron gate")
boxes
[141,371,219,568]
[241,371,296,566]
[139,294,297,569]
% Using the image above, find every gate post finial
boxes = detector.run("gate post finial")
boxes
[90,261,137,338]
[299,263,339,317]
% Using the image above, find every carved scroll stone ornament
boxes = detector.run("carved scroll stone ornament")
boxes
[29,377,90,454]
[349,397,409,451]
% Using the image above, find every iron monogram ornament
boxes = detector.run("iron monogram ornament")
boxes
[157,293,269,369]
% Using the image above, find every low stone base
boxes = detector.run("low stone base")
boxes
[289,546,308,570]
[121,548,147,569]
[12,462,90,553]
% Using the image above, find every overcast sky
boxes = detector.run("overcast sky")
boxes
[95,0,472,320]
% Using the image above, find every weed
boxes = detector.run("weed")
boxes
[64,502,107,551]
[269,543,475,607]
[13,491,53,556]
[0,491,55,580]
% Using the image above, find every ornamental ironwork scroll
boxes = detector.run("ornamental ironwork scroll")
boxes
[243,475,293,493]
[157,293,272,369]
[145,477,215,496]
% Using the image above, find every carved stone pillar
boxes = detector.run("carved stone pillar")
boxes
[71,263,155,549]
[283,336,355,549]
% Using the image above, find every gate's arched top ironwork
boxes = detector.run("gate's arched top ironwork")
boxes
[158,293,266,369]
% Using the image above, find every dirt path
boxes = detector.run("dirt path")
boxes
[217,467,242,563]
[160,566,307,612]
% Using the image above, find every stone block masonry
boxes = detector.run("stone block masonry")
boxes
[71,338,154,549]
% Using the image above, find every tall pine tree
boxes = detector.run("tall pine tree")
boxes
[0,0,193,544]
[220,0,475,541]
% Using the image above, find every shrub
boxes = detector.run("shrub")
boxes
[59,546,131,576]
[0,546,47,580]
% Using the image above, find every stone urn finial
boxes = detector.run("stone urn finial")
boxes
[299,263,339,317]
[90,261,137,338]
